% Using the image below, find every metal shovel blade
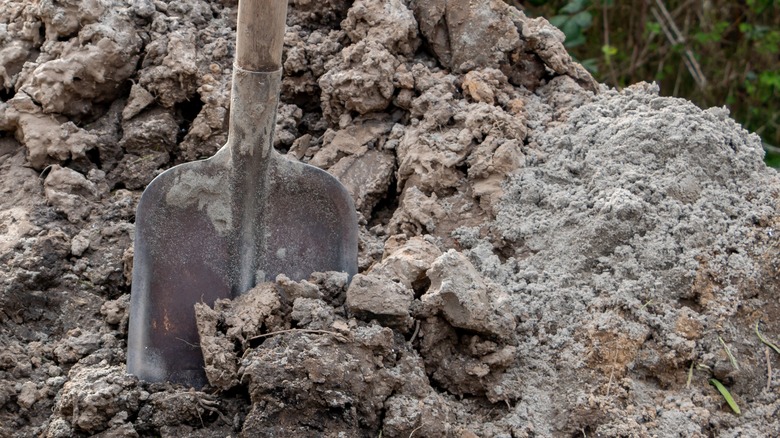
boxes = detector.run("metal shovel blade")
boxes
[126,67,358,387]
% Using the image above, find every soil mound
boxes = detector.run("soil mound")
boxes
[1,0,778,436]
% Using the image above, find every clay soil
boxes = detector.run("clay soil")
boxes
[1,0,779,436]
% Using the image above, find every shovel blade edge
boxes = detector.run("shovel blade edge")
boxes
[127,157,233,388]
[127,154,358,388]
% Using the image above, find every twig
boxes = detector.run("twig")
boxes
[650,0,707,88]
[248,328,349,342]
[176,337,200,348]
[408,320,421,344]
[195,393,231,425]
[409,424,424,438]
[605,339,619,397]
[762,142,780,155]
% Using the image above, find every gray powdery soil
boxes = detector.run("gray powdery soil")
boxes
[457,82,780,435]
[1,0,779,437]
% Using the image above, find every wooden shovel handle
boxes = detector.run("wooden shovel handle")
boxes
[236,0,288,72]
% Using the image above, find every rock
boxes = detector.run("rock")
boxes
[49,364,141,435]
[346,272,413,330]
[276,274,321,301]
[195,282,284,390]
[239,324,428,435]
[3,95,99,170]
[342,0,420,56]
[70,231,91,257]
[43,165,98,222]
[122,84,156,121]
[422,250,516,343]
[319,40,399,122]
[328,149,396,216]
[194,302,239,390]
[100,295,130,333]
[374,235,442,290]
[310,114,394,168]
[411,0,597,91]
[291,297,336,329]
[53,328,102,364]
[383,392,453,438]
[413,0,520,73]
[138,29,198,108]
[118,108,178,154]
[19,12,142,118]
[16,381,38,409]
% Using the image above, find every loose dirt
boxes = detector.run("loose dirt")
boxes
[1,0,779,436]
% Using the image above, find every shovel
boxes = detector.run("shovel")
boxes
[126,0,358,388]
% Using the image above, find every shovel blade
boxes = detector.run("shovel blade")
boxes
[127,151,357,387]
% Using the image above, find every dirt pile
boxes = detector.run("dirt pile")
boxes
[1,0,779,436]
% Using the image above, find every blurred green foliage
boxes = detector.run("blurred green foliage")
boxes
[512,0,780,166]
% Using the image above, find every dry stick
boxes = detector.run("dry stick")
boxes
[248,328,349,342]
[408,320,421,345]
[408,424,424,438]
[606,364,616,397]
[650,0,707,88]
[650,7,680,84]
[606,339,619,397]
[679,3,708,88]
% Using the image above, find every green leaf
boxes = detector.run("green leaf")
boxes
[571,11,593,28]
[549,15,569,28]
[565,34,586,48]
[580,58,599,74]
[694,31,722,44]
[647,22,661,35]
[709,379,741,415]
[755,320,780,355]
[601,44,619,57]
[764,152,780,168]
[560,0,588,14]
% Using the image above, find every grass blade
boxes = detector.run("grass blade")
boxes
[686,361,694,389]
[718,336,740,371]
[755,320,780,355]
[709,378,741,415]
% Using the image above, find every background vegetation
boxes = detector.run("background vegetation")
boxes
[512,0,780,166]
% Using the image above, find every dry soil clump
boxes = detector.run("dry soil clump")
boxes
[1,0,779,436]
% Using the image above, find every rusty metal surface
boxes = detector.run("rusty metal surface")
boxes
[127,67,358,387]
